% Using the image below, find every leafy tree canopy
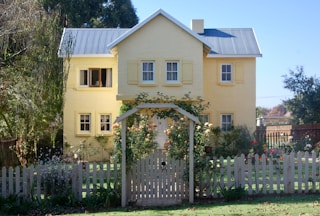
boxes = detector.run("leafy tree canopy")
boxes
[40,0,138,28]
[282,66,320,124]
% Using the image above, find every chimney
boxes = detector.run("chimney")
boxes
[190,19,204,34]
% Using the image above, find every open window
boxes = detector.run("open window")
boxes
[80,68,112,87]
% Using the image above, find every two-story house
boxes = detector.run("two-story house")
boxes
[58,9,262,161]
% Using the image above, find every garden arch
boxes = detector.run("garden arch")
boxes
[114,102,200,207]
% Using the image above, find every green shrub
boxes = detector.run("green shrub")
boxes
[0,194,34,215]
[83,184,121,210]
[220,185,247,202]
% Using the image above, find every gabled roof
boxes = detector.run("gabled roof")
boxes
[58,9,262,58]
[107,9,212,51]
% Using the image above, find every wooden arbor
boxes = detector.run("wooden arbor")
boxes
[114,103,200,207]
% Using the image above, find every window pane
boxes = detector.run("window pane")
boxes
[80,70,88,85]
[227,73,231,80]
[143,63,148,71]
[172,63,177,71]
[222,73,226,81]
[222,65,226,72]
[227,65,231,72]
[90,69,100,86]
[101,69,107,87]
[106,69,112,87]
[148,63,153,71]
[167,63,171,71]
[100,114,111,132]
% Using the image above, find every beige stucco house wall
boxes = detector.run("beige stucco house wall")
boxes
[115,14,204,100]
[59,9,262,161]
[203,57,257,131]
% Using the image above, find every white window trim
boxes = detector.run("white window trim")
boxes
[141,61,155,84]
[166,61,180,83]
[79,113,91,134]
[99,114,112,134]
[220,64,233,83]
[220,114,233,131]
[80,69,89,87]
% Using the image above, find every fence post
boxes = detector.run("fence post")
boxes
[284,152,295,194]
[2,167,6,198]
[283,154,289,193]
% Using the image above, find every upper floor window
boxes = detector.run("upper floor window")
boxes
[166,61,179,83]
[141,61,155,83]
[100,114,111,132]
[221,64,232,82]
[80,68,112,87]
[221,114,233,131]
[80,114,91,132]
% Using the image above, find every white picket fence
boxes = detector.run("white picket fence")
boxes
[197,151,320,198]
[1,162,120,201]
[1,151,320,203]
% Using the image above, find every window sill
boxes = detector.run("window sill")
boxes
[162,83,182,87]
[74,87,113,91]
[76,133,92,137]
[138,83,158,87]
[218,82,235,86]
[96,132,112,136]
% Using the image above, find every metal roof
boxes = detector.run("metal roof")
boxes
[58,9,262,58]
[201,28,262,57]
[58,28,129,57]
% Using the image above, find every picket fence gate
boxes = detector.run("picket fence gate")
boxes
[1,151,320,205]
[127,150,187,206]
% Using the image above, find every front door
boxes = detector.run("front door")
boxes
[153,116,168,149]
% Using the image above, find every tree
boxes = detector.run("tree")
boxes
[1,0,138,166]
[0,0,67,165]
[282,66,320,124]
[102,0,139,28]
[268,104,287,116]
[40,0,139,28]
[256,106,270,118]
[40,0,104,27]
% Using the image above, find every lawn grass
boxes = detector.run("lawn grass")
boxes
[65,194,320,216]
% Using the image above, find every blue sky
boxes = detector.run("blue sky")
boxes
[131,0,320,108]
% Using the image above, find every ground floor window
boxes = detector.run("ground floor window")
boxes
[100,114,111,132]
[199,114,210,124]
[80,114,91,132]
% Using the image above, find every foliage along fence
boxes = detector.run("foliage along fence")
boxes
[256,123,320,149]
[1,152,320,203]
